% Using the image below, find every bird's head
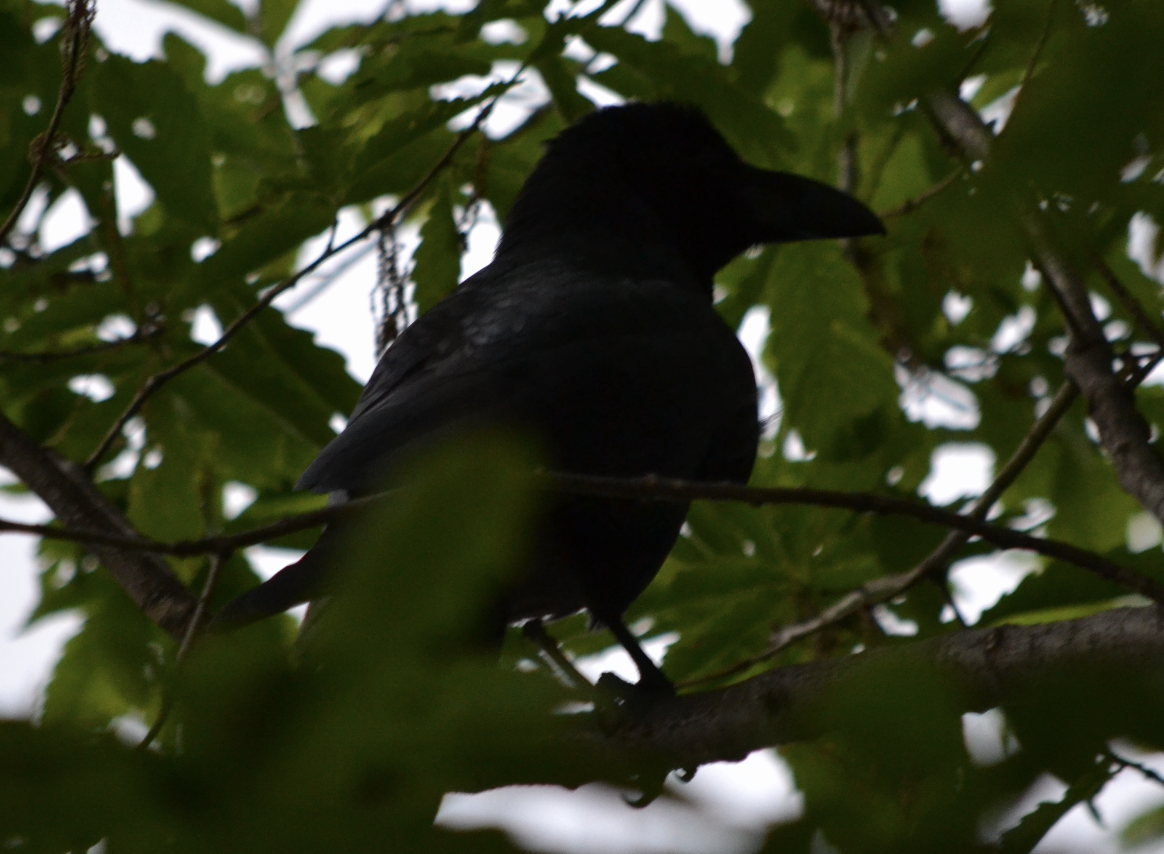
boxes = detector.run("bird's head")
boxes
[497,102,885,283]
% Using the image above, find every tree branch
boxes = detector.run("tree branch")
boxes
[575,606,1164,770]
[545,473,1164,604]
[0,411,195,637]
[138,549,229,750]
[923,90,1164,527]
[0,0,94,248]
[683,380,1080,686]
[4,471,1160,606]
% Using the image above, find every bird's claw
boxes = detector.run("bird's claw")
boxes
[595,670,675,716]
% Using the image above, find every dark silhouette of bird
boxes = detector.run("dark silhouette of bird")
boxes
[215,102,884,693]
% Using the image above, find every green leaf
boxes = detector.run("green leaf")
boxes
[168,365,319,488]
[535,55,593,124]
[202,305,350,448]
[42,573,165,728]
[765,243,899,453]
[412,180,462,314]
[91,56,218,231]
[978,552,1160,627]
[999,756,1115,854]
[1123,802,1164,849]
[0,721,175,851]
[129,393,209,542]
[660,2,718,63]
[187,199,334,303]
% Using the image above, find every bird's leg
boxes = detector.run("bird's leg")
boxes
[603,618,675,696]
[522,619,594,694]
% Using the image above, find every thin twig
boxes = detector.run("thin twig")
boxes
[137,550,229,751]
[0,0,94,247]
[1091,254,1164,352]
[1014,0,1059,107]
[880,168,964,218]
[1106,748,1164,789]
[0,327,162,364]
[281,241,379,315]
[683,380,1082,688]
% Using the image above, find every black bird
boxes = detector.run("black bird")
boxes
[216,102,883,692]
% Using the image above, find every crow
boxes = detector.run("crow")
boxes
[215,102,883,693]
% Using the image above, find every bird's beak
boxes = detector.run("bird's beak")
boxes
[741,166,886,243]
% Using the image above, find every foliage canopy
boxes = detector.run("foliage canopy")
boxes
[2,0,1164,851]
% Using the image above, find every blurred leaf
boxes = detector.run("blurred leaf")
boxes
[41,572,165,728]
[162,0,248,33]
[999,756,1115,854]
[535,54,592,124]
[259,0,299,47]
[128,393,209,542]
[1123,801,1164,850]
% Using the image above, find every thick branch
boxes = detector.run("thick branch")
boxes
[0,412,195,637]
[577,606,1164,770]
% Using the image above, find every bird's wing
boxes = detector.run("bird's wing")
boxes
[297,261,745,494]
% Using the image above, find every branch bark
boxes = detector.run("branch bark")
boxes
[577,606,1164,770]
[0,412,195,638]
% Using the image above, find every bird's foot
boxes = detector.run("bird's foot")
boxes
[595,670,675,715]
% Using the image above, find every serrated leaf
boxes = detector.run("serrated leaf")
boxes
[91,56,218,231]
[187,199,335,302]
[42,574,165,728]
[412,181,462,314]
[128,394,209,542]
[765,243,899,453]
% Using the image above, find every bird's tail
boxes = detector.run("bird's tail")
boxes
[208,547,327,632]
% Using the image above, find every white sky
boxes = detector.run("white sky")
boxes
[3,0,1164,851]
